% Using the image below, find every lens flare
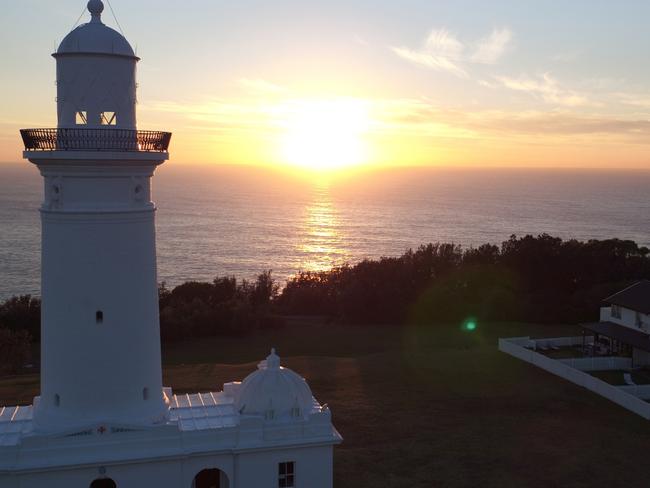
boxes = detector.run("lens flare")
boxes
[462,319,478,332]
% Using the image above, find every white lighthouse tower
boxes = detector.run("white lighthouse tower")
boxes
[22,0,170,431]
[0,3,340,487]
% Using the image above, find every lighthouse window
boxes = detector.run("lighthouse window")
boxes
[278,462,295,487]
[143,387,149,401]
[134,184,144,201]
[54,394,60,407]
[100,112,117,126]
[76,111,88,125]
[96,310,104,324]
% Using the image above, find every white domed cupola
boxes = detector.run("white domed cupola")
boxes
[57,1,135,58]
[53,0,139,130]
[236,349,316,421]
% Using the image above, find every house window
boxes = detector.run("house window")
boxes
[76,111,88,125]
[636,312,644,329]
[100,112,117,125]
[611,305,622,319]
[90,479,116,488]
[192,469,222,488]
[279,462,295,488]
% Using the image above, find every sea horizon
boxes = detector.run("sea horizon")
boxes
[1,162,649,299]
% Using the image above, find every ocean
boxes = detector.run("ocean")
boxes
[1,162,649,299]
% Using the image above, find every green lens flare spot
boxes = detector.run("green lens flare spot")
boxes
[462,319,477,332]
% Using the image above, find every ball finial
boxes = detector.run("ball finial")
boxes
[87,0,104,22]
[266,348,281,369]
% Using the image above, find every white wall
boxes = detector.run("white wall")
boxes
[0,458,185,488]
[34,164,167,431]
[236,446,333,488]
[601,306,650,333]
[0,447,334,488]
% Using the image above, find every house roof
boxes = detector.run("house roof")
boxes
[582,321,650,352]
[604,280,650,314]
[0,392,239,448]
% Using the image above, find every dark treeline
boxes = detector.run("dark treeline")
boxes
[277,235,650,325]
[157,271,282,342]
[1,235,649,371]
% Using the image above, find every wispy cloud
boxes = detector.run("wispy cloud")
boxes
[151,95,647,143]
[616,93,650,109]
[392,27,512,77]
[550,49,581,63]
[392,29,467,78]
[471,28,513,64]
[464,111,650,139]
[239,78,287,95]
[493,73,593,107]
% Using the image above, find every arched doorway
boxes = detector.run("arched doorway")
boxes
[192,468,228,488]
[90,479,116,488]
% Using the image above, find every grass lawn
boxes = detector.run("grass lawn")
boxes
[542,347,586,359]
[3,320,650,487]
[590,370,627,385]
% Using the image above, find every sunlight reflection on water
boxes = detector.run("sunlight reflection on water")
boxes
[296,181,351,273]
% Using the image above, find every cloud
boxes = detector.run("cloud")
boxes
[493,73,592,107]
[392,47,468,78]
[141,93,650,150]
[616,93,650,110]
[368,99,650,143]
[354,35,370,46]
[550,49,581,63]
[424,29,465,59]
[471,28,512,64]
[239,78,287,95]
[393,27,512,77]
[392,29,467,78]
[465,111,650,139]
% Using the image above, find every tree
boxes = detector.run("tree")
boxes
[0,295,41,341]
[0,328,31,374]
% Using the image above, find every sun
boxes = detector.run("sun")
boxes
[279,99,370,171]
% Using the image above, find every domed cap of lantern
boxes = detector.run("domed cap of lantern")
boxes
[56,0,137,59]
[235,349,316,420]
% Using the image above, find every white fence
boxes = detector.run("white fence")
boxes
[559,357,632,372]
[508,336,592,351]
[618,385,650,400]
[499,337,650,420]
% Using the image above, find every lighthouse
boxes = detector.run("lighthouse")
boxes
[1,3,340,487]
[21,0,170,431]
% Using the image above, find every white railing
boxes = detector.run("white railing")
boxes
[499,337,650,420]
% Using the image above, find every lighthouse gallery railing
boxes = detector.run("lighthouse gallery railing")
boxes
[20,129,172,152]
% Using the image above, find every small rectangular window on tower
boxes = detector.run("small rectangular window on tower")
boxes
[75,111,88,125]
[96,310,104,324]
[278,462,295,488]
[100,112,117,125]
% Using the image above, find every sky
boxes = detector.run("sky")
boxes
[1,0,650,169]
